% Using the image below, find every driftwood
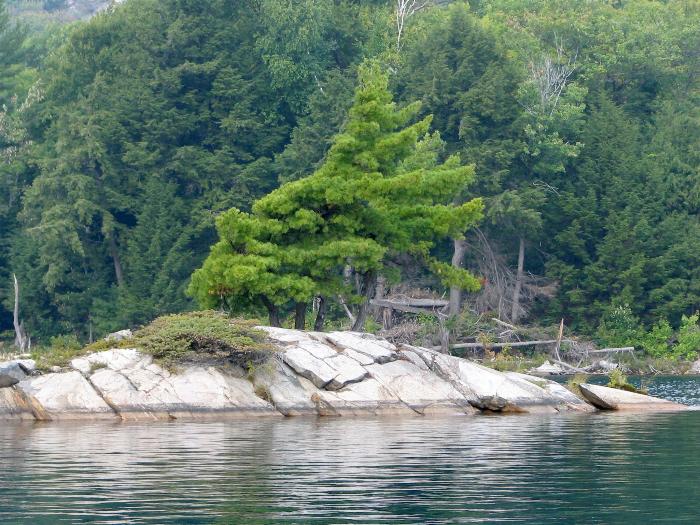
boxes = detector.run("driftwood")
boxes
[552,359,588,373]
[588,347,635,354]
[554,318,565,362]
[370,299,448,317]
[337,295,356,324]
[491,318,517,331]
[431,339,575,351]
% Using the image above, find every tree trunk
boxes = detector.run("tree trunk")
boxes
[108,235,125,287]
[449,238,467,318]
[294,302,307,330]
[314,296,328,332]
[511,237,525,323]
[260,296,281,327]
[373,275,386,320]
[351,271,377,332]
[13,274,28,352]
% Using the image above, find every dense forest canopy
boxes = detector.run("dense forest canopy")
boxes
[0,0,698,352]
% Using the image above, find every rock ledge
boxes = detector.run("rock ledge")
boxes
[0,328,689,421]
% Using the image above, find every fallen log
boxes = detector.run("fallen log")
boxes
[551,359,588,374]
[371,299,447,316]
[587,347,635,354]
[431,339,577,351]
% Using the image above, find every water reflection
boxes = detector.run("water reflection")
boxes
[1,411,700,523]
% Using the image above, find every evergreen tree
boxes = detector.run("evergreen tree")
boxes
[190,62,483,330]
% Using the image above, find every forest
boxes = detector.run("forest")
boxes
[0,0,698,358]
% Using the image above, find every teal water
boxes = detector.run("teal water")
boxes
[1,377,700,524]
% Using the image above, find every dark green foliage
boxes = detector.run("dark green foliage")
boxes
[189,63,483,326]
[1,0,699,347]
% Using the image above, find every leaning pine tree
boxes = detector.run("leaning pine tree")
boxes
[189,61,484,330]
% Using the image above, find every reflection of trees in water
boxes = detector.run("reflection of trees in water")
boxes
[2,414,700,523]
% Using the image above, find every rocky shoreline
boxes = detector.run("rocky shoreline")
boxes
[0,328,688,421]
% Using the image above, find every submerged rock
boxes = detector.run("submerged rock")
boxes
[579,383,688,411]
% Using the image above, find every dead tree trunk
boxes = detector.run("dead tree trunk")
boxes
[511,237,525,323]
[108,235,125,287]
[13,274,29,352]
[449,238,467,317]
[294,303,307,330]
[352,272,377,332]
[373,275,386,318]
[314,296,328,331]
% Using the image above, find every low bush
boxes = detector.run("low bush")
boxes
[134,311,273,367]
[566,373,589,397]
[607,369,647,394]
[32,311,274,371]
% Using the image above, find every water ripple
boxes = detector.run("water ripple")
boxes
[2,381,700,523]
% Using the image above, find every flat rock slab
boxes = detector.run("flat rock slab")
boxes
[367,360,476,415]
[71,348,143,374]
[89,357,279,420]
[281,341,368,390]
[579,383,688,411]
[258,326,313,345]
[506,373,595,413]
[311,377,417,417]
[324,332,397,364]
[17,371,117,420]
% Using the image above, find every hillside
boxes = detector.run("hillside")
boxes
[0,0,698,360]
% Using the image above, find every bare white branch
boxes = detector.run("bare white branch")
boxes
[524,36,578,117]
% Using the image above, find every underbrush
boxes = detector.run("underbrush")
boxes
[32,311,274,371]
[607,369,647,394]
[478,350,549,373]
[566,373,589,397]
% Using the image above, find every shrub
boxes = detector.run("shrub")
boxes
[32,334,84,371]
[32,311,274,371]
[607,368,646,394]
[676,313,700,361]
[596,303,643,348]
[566,373,589,397]
[132,311,274,367]
[641,319,673,357]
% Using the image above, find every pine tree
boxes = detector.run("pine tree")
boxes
[190,61,483,330]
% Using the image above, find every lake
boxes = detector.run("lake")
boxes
[2,376,700,524]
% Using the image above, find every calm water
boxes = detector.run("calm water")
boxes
[2,377,700,524]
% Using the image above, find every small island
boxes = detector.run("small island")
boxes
[0,312,688,422]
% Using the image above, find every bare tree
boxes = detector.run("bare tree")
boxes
[394,0,431,51]
[523,37,578,118]
[510,39,577,322]
[13,274,29,352]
